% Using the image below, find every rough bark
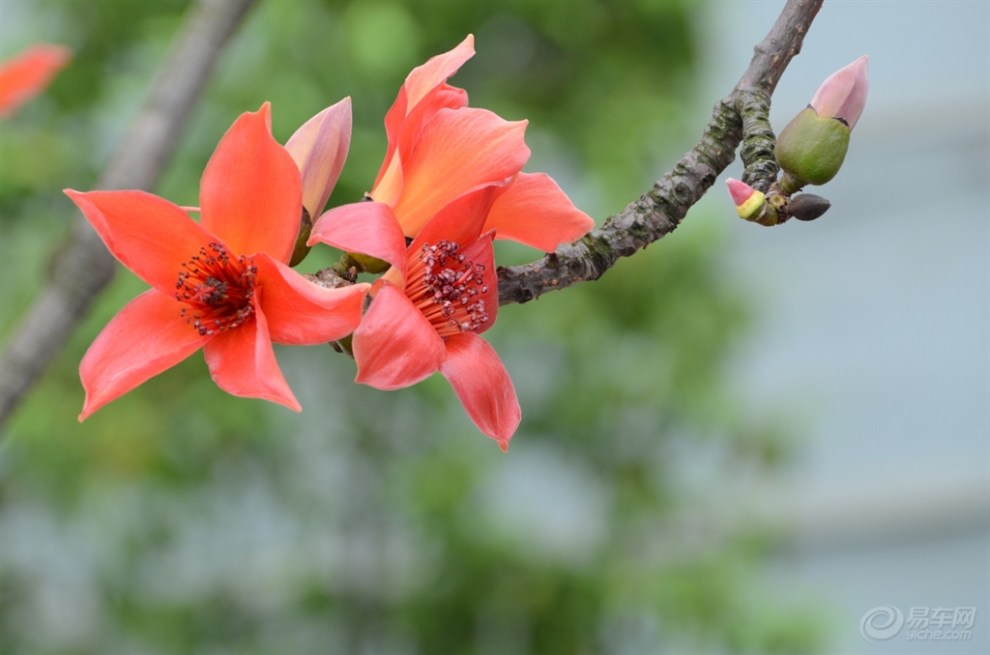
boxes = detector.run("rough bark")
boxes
[497,0,823,305]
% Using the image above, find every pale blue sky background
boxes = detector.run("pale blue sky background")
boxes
[695,2,989,653]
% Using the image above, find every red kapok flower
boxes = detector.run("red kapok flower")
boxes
[0,44,71,118]
[310,186,520,450]
[66,105,369,420]
[315,35,594,253]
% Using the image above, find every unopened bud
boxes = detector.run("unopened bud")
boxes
[726,178,766,220]
[787,193,831,221]
[811,56,869,130]
[285,98,352,265]
[775,56,868,192]
[775,107,850,190]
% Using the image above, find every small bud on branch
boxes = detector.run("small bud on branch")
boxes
[775,56,869,193]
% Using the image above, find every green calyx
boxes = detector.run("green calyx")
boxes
[332,333,354,357]
[289,208,314,267]
[774,106,851,189]
[349,252,391,274]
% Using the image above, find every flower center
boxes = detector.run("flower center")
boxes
[175,242,257,336]
[408,240,490,338]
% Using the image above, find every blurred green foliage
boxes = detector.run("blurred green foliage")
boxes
[1,0,824,653]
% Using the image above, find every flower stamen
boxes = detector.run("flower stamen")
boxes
[176,242,257,336]
[409,240,490,338]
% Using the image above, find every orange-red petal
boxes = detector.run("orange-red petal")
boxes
[377,34,474,172]
[253,253,369,345]
[374,83,467,206]
[374,34,474,196]
[372,149,405,209]
[439,332,520,450]
[203,300,300,411]
[309,201,409,280]
[200,104,302,263]
[458,232,499,334]
[392,107,529,236]
[484,172,595,252]
[352,282,446,390]
[79,290,210,421]
[395,83,468,157]
[0,44,71,118]
[409,184,502,257]
[65,189,216,294]
[403,35,475,114]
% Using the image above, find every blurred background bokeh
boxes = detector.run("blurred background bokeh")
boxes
[0,1,986,654]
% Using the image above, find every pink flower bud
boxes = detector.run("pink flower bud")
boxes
[726,178,766,219]
[810,55,869,130]
[285,97,352,220]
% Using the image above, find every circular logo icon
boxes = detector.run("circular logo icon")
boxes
[860,605,904,641]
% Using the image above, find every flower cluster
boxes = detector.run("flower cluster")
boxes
[67,36,594,450]
[726,56,869,224]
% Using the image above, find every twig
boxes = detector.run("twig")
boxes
[0,0,824,431]
[496,0,823,305]
[0,0,257,431]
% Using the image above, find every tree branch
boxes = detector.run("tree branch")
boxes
[0,0,257,430]
[497,0,823,305]
[0,0,824,432]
